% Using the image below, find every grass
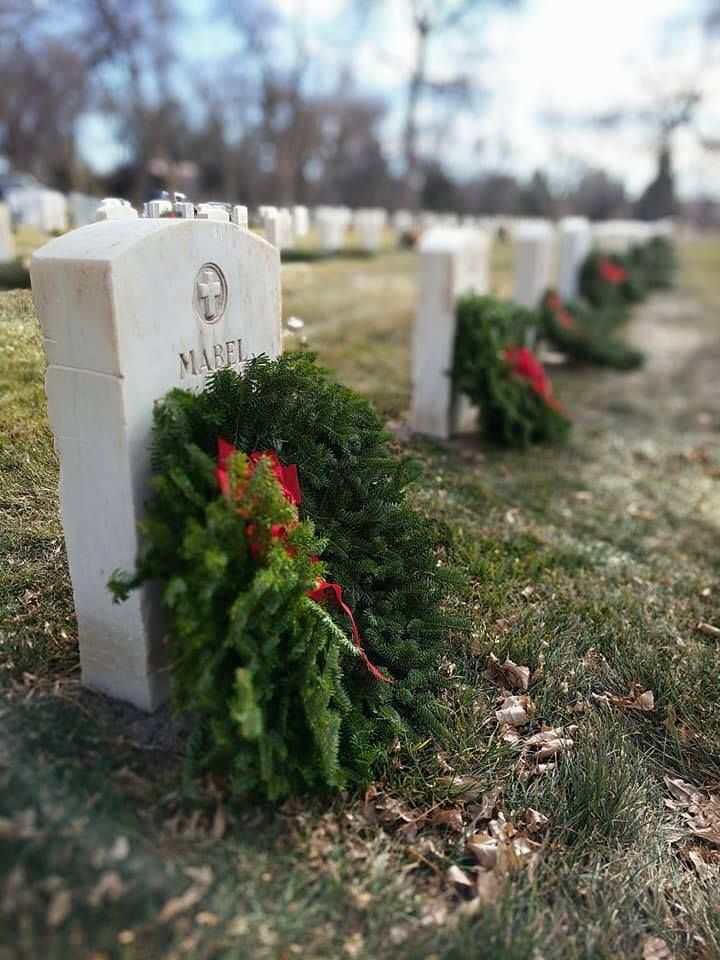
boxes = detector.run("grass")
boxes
[1,239,720,959]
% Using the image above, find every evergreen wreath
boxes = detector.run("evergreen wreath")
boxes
[540,292,643,370]
[579,251,637,308]
[627,236,676,291]
[110,353,461,798]
[451,295,570,447]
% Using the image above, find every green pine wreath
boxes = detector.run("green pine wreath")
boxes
[110,353,462,798]
[540,292,643,370]
[451,295,570,447]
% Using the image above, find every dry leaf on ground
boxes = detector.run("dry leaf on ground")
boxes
[593,684,655,712]
[643,936,673,960]
[47,888,72,928]
[495,694,535,726]
[447,865,473,889]
[486,653,530,692]
[664,777,720,847]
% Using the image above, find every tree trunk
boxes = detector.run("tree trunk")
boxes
[402,17,429,211]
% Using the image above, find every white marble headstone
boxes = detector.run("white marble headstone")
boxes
[557,216,591,301]
[30,219,282,711]
[292,206,309,236]
[410,227,489,439]
[0,203,14,261]
[513,220,554,310]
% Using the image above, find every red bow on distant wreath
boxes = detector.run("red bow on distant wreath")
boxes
[216,439,392,683]
[502,345,565,413]
[545,292,576,330]
[597,257,626,286]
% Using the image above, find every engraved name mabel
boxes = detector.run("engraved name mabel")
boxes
[179,338,243,379]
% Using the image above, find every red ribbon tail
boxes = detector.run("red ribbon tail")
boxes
[308,581,393,683]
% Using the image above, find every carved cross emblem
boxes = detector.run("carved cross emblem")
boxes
[193,263,227,323]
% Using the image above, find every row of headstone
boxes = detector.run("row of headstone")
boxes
[410,216,675,440]
[27,203,676,712]
[6,187,68,233]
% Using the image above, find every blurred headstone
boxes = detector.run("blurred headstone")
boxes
[0,203,14,261]
[292,205,309,236]
[410,226,489,439]
[513,220,554,309]
[96,198,138,221]
[557,216,591,301]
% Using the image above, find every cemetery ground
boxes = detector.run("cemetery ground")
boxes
[1,240,720,960]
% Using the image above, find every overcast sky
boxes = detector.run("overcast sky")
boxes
[82,0,720,197]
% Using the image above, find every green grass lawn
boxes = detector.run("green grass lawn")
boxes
[1,240,720,959]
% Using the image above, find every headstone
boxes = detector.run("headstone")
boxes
[513,220,554,309]
[232,205,249,229]
[70,192,103,228]
[317,208,349,252]
[30,218,282,711]
[96,199,138,221]
[292,205,309,236]
[591,219,651,254]
[355,208,385,252]
[265,208,293,249]
[8,188,68,233]
[410,227,490,439]
[557,216,591,301]
[197,204,230,222]
[393,210,415,233]
[145,199,173,218]
[174,202,195,219]
[0,203,14,261]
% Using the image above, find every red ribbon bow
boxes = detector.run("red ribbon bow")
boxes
[216,439,392,683]
[598,257,626,286]
[545,292,576,330]
[502,345,565,413]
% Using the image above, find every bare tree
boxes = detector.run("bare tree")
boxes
[357,0,519,209]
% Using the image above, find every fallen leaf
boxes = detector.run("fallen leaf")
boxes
[47,888,72,928]
[522,808,549,833]
[474,869,501,903]
[495,694,534,726]
[196,911,219,926]
[486,653,530,692]
[535,738,574,762]
[447,865,474,889]
[664,777,703,806]
[470,787,501,821]
[643,936,672,960]
[87,871,125,908]
[432,808,464,832]
[158,867,213,924]
[524,726,568,747]
[593,684,654,712]
[437,775,485,802]
[687,796,720,847]
[109,836,129,861]
[466,832,497,869]
[697,621,720,638]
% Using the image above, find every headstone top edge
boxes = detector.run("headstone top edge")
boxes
[418,226,489,253]
[30,217,278,264]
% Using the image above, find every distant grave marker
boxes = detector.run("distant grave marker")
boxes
[31,218,281,710]
[513,220,554,310]
[557,216,591,301]
[410,226,489,439]
[0,203,14,261]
